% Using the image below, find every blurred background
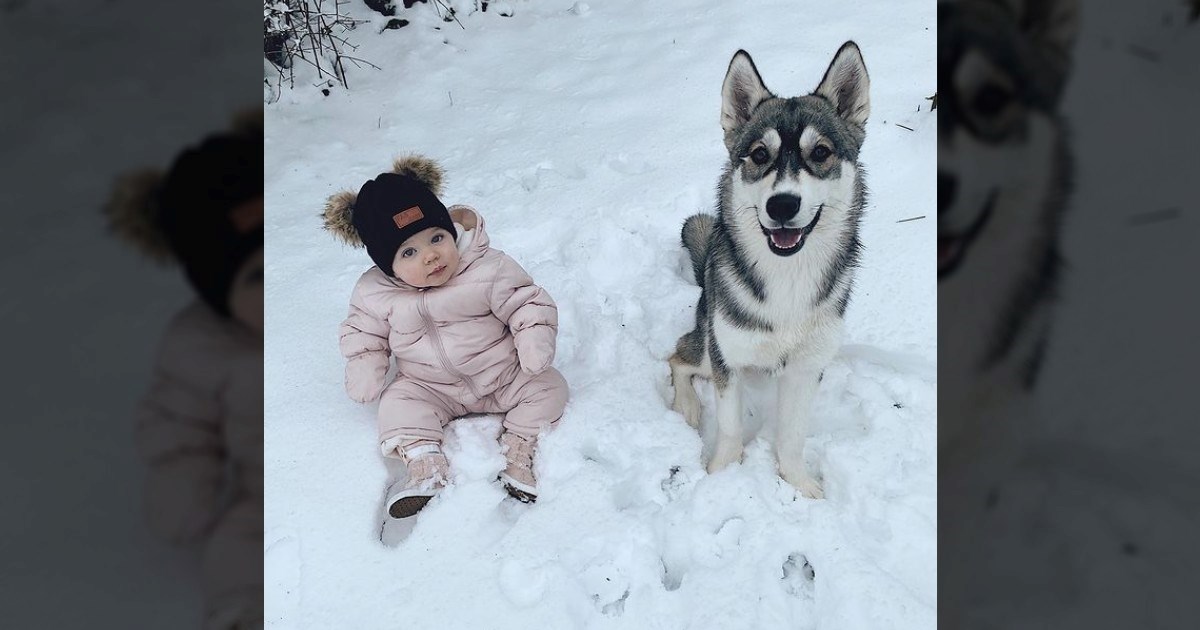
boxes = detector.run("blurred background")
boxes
[939,0,1200,627]
[0,1,259,626]
[3,0,1197,626]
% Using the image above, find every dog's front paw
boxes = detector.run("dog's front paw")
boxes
[797,478,824,500]
[707,441,743,473]
[781,469,824,499]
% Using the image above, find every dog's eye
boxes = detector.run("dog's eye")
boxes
[810,145,831,163]
[750,147,770,165]
[973,83,1012,117]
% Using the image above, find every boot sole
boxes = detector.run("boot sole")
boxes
[499,472,538,503]
[503,483,537,503]
[389,494,434,519]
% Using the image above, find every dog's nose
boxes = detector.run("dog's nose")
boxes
[766,194,801,223]
[938,172,957,215]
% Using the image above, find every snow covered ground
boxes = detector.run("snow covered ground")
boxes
[264,1,936,628]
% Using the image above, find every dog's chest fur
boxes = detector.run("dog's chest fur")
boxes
[712,260,843,371]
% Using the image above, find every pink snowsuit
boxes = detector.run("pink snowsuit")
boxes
[339,206,568,455]
[136,301,263,628]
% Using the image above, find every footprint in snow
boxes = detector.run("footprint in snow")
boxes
[264,531,301,623]
[781,552,816,598]
[694,516,747,568]
[512,163,586,192]
[660,465,691,502]
[498,558,551,608]
[660,557,684,592]
[606,154,653,176]
[579,561,632,617]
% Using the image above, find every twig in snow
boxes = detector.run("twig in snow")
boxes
[338,55,382,71]
[896,215,925,223]
[432,0,466,29]
[895,123,914,131]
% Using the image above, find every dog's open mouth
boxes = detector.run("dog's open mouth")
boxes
[762,207,821,256]
[939,190,996,279]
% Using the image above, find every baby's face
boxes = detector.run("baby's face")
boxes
[392,226,459,288]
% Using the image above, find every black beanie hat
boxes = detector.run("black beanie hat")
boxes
[351,172,457,276]
[157,130,263,316]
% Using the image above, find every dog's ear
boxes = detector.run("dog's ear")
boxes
[721,50,772,143]
[815,41,870,128]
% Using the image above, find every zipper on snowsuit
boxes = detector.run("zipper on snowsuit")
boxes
[417,289,484,400]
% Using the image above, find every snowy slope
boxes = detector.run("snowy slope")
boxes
[264,1,935,628]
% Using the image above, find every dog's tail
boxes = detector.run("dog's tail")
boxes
[681,213,714,287]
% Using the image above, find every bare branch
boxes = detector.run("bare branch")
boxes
[262,0,378,94]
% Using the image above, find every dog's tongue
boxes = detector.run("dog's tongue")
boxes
[770,228,803,249]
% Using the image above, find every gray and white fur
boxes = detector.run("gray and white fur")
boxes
[938,0,1077,457]
[669,42,870,499]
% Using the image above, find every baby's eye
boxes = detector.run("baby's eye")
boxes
[401,248,416,258]
[431,234,444,244]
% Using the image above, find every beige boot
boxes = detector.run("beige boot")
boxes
[498,432,538,503]
[386,443,449,518]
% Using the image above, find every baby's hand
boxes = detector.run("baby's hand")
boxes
[346,353,389,403]
[516,340,553,375]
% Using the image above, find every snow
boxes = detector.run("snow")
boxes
[264,1,935,629]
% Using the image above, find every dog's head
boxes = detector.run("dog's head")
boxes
[720,42,869,257]
[938,0,1078,279]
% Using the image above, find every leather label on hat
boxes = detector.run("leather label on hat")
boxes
[393,206,424,229]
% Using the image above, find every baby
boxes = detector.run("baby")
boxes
[323,155,568,517]
[106,111,263,629]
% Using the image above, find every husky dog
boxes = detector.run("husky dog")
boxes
[669,42,870,499]
[938,0,1077,458]
[939,1,1077,626]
